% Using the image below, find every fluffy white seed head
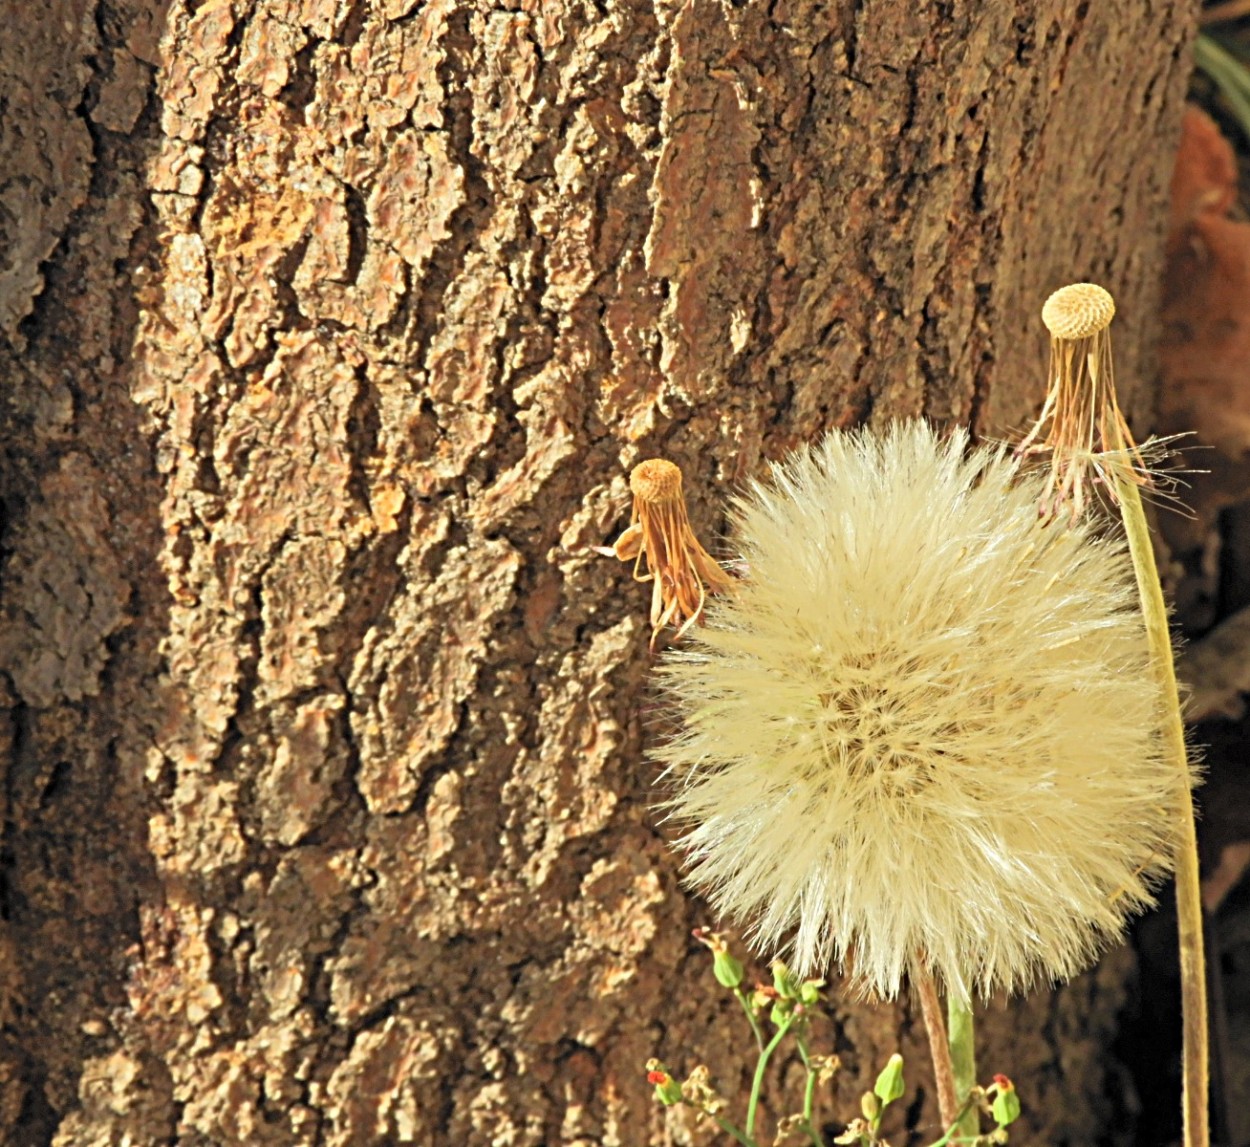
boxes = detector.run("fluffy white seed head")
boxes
[656,421,1185,1002]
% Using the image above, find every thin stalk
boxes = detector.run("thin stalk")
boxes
[946,996,978,1142]
[712,1114,756,1146]
[1112,470,1209,1147]
[735,986,767,1051]
[747,1017,793,1138]
[924,1094,978,1147]
[914,969,959,1130]
[796,1034,822,1144]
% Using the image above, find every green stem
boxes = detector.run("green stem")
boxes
[736,987,767,1051]
[712,1114,757,1146]
[924,1099,978,1147]
[747,1017,792,1138]
[946,996,978,1142]
[796,1035,823,1146]
[1113,473,1209,1147]
[924,1092,985,1147]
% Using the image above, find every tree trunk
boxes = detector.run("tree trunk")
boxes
[0,1,1194,1144]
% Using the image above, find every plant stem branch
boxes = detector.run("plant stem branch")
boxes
[797,1034,820,1139]
[914,969,959,1130]
[946,996,978,1142]
[924,1095,978,1147]
[713,1114,756,1146]
[747,1018,792,1138]
[736,987,767,1051]
[1113,472,1209,1147]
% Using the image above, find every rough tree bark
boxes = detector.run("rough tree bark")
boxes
[0,1,1194,1144]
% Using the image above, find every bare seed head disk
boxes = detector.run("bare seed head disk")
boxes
[1019,282,1154,519]
[630,458,684,503]
[1041,282,1115,341]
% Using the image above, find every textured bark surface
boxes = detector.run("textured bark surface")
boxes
[0,1,1194,1144]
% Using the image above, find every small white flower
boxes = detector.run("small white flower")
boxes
[656,420,1187,1002]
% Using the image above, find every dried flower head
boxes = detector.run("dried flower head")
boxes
[1017,282,1155,518]
[606,459,734,649]
[656,421,1185,1002]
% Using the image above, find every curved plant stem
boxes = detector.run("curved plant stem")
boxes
[1113,471,1209,1147]
[914,969,959,1130]
[946,996,978,1142]
[796,1034,820,1139]
[925,1094,978,1147]
[736,986,767,1051]
[712,1115,756,1146]
[747,1018,792,1138]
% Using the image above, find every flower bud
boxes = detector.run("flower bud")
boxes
[714,948,745,988]
[645,1062,682,1107]
[771,960,800,999]
[693,930,746,988]
[861,1092,882,1122]
[874,1053,905,1105]
[769,997,793,1028]
[989,1075,1020,1126]
[798,979,824,1006]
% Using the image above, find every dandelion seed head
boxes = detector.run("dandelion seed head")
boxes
[657,421,1183,1002]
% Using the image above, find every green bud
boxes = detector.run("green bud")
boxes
[646,1063,683,1106]
[990,1076,1020,1126]
[653,1075,682,1106]
[873,1053,905,1105]
[861,1091,882,1121]
[771,960,800,999]
[713,948,745,989]
[798,979,824,1006]
[693,929,746,989]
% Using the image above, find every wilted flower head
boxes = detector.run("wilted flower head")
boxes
[656,420,1185,1002]
[605,459,734,650]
